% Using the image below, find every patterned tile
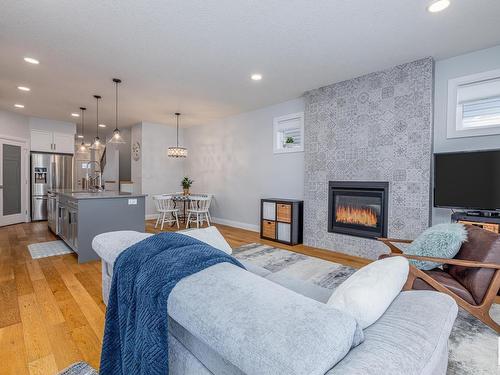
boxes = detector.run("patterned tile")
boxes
[303,58,433,259]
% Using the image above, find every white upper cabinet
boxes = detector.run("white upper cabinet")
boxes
[31,130,74,154]
[30,130,53,152]
[53,133,75,154]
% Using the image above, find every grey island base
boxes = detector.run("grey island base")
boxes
[48,189,146,263]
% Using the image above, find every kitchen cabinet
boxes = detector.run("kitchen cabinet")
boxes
[31,130,75,154]
[48,189,146,263]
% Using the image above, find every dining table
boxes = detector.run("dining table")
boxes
[170,194,210,223]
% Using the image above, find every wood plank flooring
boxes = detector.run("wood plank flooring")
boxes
[0,220,371,374]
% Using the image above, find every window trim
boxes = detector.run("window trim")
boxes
[273,112,304,154]
[447,68,500,139]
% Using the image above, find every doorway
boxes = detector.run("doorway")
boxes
[0,137,28,226]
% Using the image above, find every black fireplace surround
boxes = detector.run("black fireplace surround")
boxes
[328,181,389,239]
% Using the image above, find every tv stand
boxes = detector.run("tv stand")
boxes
[451,212,500,234]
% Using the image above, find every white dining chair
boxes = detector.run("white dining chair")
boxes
[153,195,180,230]
[185,195,212,228]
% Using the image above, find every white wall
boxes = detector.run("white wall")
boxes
[131,123,142,194]
[118,128,131,181]
[433,45,500,224]
[131,122,185,217]
[184,98,305,231]
[0,109,30,140]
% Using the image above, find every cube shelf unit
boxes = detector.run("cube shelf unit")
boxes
[260,198,303,245]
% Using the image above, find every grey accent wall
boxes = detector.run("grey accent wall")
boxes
[304,58,434,259]
[432,45,500,224]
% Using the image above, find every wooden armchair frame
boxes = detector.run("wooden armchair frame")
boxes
[378,237,500,333]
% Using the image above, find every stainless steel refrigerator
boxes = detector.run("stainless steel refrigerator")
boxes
[31,153,73,221]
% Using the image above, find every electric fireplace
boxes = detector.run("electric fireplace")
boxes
[328,181,389,239]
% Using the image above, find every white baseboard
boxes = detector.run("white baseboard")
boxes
[145,213,259,233]
[210,217,259,232]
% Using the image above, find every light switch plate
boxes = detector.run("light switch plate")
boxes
[128,198,137,205]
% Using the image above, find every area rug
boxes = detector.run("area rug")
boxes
[233,243,499,375]
[28,240,73,259]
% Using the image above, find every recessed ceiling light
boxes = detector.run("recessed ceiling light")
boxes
[14,104,25,108]
[71,113,80,117]
[23,57,40,64]
[98,123,107,128]
[77,134,84,139]
[17,86,30,91]
[427,0,450,13]
[251,73,263,81]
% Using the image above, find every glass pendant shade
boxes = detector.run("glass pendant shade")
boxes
[167,146,188,158]
[168,113,187,158]
[77,141,87,154]
[108,78,126,145]
[109,128,125,144]
[91,136,101,149]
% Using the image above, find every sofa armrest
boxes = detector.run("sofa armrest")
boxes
[168,263,363,375]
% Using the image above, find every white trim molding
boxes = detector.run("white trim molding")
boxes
[447,68,500,139]
[273,112,304,154]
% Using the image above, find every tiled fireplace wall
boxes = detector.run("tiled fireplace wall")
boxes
[303,58,434,259]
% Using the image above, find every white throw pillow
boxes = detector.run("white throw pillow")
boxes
[178,226,233,255]
[327,256,409,329]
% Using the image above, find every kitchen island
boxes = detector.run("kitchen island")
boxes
[48,189,146,263]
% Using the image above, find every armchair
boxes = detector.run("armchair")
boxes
[378,224,500,333]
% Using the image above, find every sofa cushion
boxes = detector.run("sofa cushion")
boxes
[327,256,409,329]
[179,227,233,254]
[447,225,500,305]
[412,268,476,305]
[326,291,458,375]
[168,262,363,375]
[265,271,333,303]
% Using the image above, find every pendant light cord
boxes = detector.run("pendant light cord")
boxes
[115,81,118,131]
[81,108,85,140]
[176,114,179,147]
[96,96,99,138]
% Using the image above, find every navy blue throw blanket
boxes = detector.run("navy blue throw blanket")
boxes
[99,232,245,375]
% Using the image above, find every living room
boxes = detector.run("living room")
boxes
[0,1,499,374]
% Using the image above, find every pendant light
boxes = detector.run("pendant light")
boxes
[167,113,187,158]
[77,107,87,153]
[90,95,102,150]
[108,78,126,145]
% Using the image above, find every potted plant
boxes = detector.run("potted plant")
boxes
[284,136,295,148]
[181,177,193,195]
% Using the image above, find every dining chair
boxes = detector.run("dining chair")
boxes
[153,195,180,230]
[186,195,212,228]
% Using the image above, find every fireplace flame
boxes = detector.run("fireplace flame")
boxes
[336,205,378,228]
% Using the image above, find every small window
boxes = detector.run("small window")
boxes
[447,70,500,138]
[273,112,304,154]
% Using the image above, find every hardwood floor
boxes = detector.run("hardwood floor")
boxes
[0,220,370,374]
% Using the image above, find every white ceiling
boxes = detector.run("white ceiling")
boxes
[0,0,499,129]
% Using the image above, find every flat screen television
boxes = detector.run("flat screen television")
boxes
[434,149,500,211]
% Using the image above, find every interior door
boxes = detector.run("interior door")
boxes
[0,139,28,226]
